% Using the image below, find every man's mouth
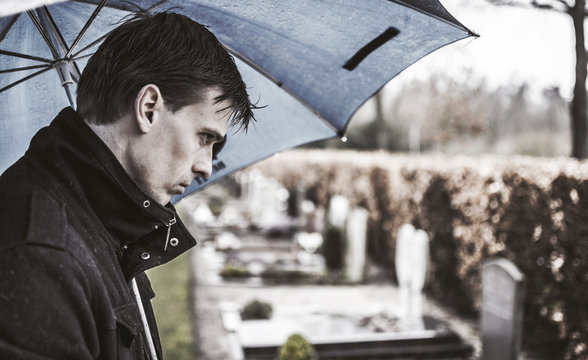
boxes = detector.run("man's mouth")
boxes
[172,183,190,195]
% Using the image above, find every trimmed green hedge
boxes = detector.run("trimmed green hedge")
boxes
[251,149,588,360]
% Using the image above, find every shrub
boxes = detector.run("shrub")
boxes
[219,264,250,278]
[240,299,273,320]
[322,225,344,271]
[278,334,318,360]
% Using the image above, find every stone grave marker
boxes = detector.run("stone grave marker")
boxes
[481,258,525,360]
[259,177,283,226]
[344,207,369,283]
[395,224,429,330]
[327,195,349,228]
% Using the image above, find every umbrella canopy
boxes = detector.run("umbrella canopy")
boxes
[0,0,476,201]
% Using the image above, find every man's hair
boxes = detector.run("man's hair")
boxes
[76,11,254,129]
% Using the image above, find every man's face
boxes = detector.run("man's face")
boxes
[130,87,231,205]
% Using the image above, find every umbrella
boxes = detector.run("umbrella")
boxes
[0,0,477,201]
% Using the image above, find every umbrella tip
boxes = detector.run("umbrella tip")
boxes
[341,135,348,143]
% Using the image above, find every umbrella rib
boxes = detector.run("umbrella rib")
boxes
[0,66,53,93]
[39,7,82,81]
[71,33,108,59]
[72,52,94,61]
[0,14,19,42]
[0,49,53,64]
[388,0,478,36]
[27,10,61,60]
[42,7,70,56]
[0,64,51,74]
[65,0,108,59]
[145,0,169,12]
[68,0,167,59]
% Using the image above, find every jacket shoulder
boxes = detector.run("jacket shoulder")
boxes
[26,190,67,249]
[0,188,67,253]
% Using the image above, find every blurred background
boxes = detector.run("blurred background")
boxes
[149,1,588,360]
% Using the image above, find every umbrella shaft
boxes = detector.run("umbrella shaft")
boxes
[55,61,76,109]
[63,83,76,109]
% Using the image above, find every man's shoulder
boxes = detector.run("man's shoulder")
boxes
[0,184,68,252]
[0,155,106,257]
[0,147,91,249]
[0,155,47,200]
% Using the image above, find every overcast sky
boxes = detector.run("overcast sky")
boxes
[390,0,575,100]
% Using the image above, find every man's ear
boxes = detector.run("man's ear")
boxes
[134,84,163,133]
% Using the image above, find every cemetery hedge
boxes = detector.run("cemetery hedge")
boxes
[249,149,588,360]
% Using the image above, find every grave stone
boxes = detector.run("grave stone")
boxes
[295,232,323,253]
[395,224,429,330]
[327,195,349,229]
[481,258,525,360]
[238,170,257,202]
[192,202,215,224]
[243,172,288,227]
[245,171,265,220]
[301,200,325,234]
[218,202,247,228]
[259,177,281,226]
[344,207,369,283]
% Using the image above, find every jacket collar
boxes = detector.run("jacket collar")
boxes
[26,107,197,279]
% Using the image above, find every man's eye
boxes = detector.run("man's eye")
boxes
[201,133,214,145]
[212,136,227,160]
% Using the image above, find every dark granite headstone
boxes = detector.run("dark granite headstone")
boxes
[481,258,525,360]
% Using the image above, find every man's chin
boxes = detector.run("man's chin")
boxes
[149,192,173,206]
[161,187,185,204]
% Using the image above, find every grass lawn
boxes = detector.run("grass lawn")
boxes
[147,251,195,360]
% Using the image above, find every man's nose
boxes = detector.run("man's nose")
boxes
[192,153,213,179]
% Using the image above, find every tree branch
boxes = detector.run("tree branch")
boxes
[486,0,570,13]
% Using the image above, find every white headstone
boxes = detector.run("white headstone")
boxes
[259,177,281,226]
[192,202,215,224]
[215,232,242,251]
[395,224,429,330]
[328,195,350,228]
[218,202,247,228]
[344,207,369,283]
[481,258,525,360]
[246,171,265,219]
[295,232,323,253]
[244,173,289,227]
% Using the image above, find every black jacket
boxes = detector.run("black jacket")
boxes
[0,107,196,359]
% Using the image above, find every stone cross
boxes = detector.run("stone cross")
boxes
[481,258,525,360]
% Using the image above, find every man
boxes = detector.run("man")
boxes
[0,11,255,359]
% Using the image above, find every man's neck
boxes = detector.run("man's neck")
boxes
[84,117,131,171]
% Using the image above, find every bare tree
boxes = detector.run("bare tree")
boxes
[488,0,587,158]
[374,91,388,149]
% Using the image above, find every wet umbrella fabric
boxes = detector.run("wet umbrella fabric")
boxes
[0,0,476,201]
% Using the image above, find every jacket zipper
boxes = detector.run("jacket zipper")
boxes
[163,217,177,251]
